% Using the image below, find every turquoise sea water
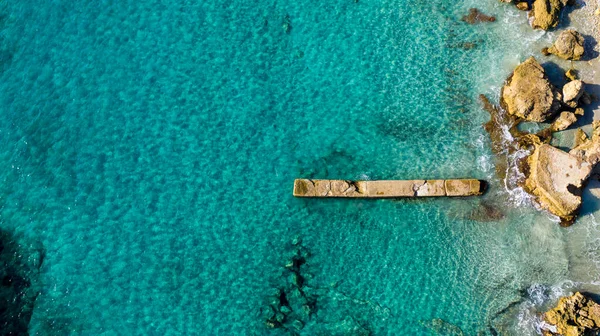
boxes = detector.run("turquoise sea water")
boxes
[1,0,600,335]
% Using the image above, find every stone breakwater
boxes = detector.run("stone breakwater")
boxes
[293,179,485,198]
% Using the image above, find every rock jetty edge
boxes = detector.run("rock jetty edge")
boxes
[293,179,486,198]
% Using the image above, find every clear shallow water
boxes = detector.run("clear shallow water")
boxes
[0,0,598,335]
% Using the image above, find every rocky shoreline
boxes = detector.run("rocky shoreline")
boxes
[484,1,600,334]
[485,53,596,226]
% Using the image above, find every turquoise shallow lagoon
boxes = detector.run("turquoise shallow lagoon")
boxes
[1,0,600,335]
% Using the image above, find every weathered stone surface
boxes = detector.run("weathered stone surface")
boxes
[542,47,552,56]
[516,1,529,10]
[525,144,591,224]
[574,107,584,116]
[416,180,446,197]
[552,111,578,131]
[529,0,569,30]
[367,180,425,197]
[570,121,600,165]
[543,292,600,336]
[445,179,484,196]
[548,29,585,60]
[563,80,585,108]
[501,57,562,122]
[293,179,485,197]
[574,128,588,148]
[293,179,365,197]
[566,69,578,81]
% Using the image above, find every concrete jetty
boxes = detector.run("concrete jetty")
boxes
[293,179,486,198]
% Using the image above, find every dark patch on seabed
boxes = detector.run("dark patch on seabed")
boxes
[0,3,16,74]
[0,228,44,335]
[260,237,390,335]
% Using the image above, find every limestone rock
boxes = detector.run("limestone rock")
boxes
[542,47,551,56]
[552,111,577,131]
[570,121,600,165]
[501,57,562,122]
[525,144,591,224]
[574,128,588,148]
[516,2,530,10]
[574,107,584,116]
[563,80,585,108]
[529,0,569,30]
[548,30,585,60]
[565,69,578,81]
[543,292,600,336]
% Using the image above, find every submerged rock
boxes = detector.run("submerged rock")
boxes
[548,29,585,60]
[563,80,585,108]
[525,144,592,225]
[467,201,505,222]
[543,292,600,336]
[461,8,496,24]
[420,318,465,336]
[0,229,42,335]
[551,111,577,131]
[529,0,570,30]
[501,57,562,122]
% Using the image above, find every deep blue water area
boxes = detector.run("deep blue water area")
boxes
[0,0,593,335]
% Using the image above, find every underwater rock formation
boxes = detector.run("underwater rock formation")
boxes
[547,29,585,60]
[467,201,505,222]
[420,318,465,335]
[529,0,572,30]
[0,229,43,335]
[501,57,562,122]
[461,8,496,24]
[262,238,316,332]
[542,292,600,336]
[525,144,591,225]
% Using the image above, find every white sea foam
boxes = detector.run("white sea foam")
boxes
[514,282,575,335]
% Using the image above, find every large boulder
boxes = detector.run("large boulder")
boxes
[525,144,591,225]
[548,29,585,60]
[543,292,600,336]
[563,80,585,108]
[501,57,562,122]
[529,0,570,30]
[570,121,600,165]
[551,111,577,131]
